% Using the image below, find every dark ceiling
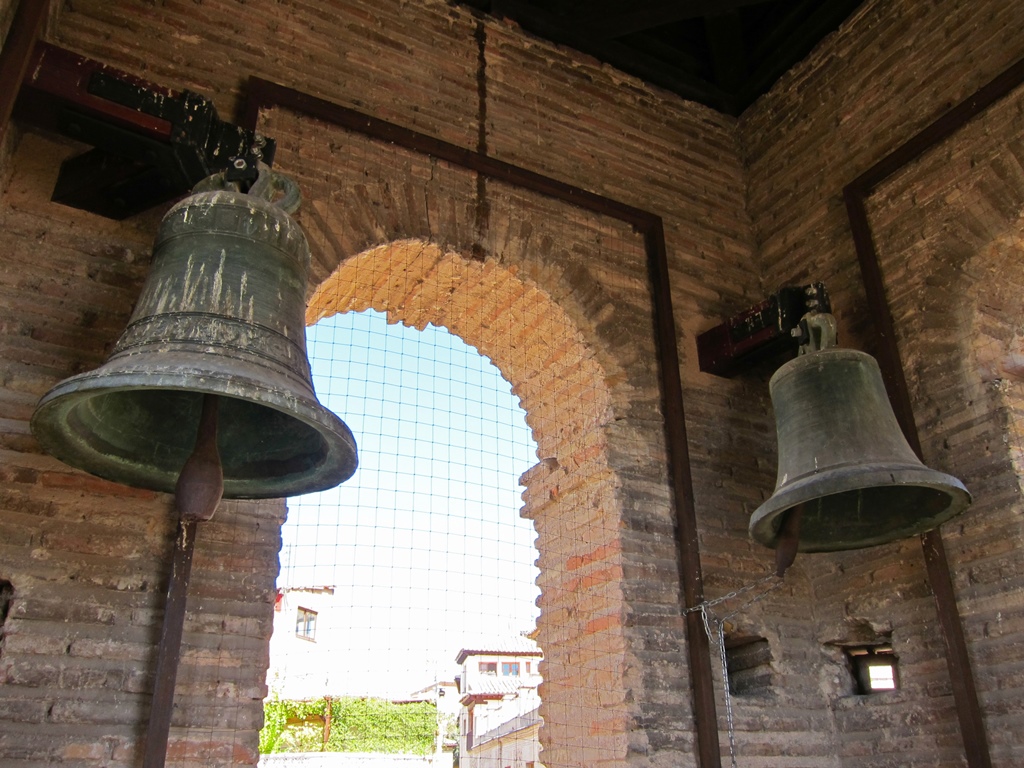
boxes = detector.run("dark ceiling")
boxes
[459,0,866,115]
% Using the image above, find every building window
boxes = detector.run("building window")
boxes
[296,607,317,641]
[479,662,497,675]
[502,662,520,676]
[525,661,531,673]
[846,646,899,694]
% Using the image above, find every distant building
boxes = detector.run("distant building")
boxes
[454,637,544,768]
[266,589,459,765]
[266,586,343,701]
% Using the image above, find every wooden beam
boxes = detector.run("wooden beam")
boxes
[0,0,50,146]
[244,77,723,767]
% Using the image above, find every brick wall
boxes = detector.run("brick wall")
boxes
[2,0,1023,765]
[3,1,756,765]
[0,133,284,765]
[741,0,1024,765]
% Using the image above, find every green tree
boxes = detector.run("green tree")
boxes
[261,696,437,755]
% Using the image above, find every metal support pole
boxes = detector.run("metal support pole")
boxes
[0,0,49,144]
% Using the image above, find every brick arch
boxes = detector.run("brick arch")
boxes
[876,167,1024,480]
[306,238,633,767]
[960,228,1024,484]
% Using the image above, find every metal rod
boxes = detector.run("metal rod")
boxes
[243,79,722,767]
[243,78,656,229]
[0,0,49,145]
[840,53,1024,768]
[921,528,991,766]
[844,186,992,768]
[142,517,198,768]
[143,394,223,767]
[645,219,723,767]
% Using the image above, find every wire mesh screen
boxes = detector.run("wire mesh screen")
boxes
[273,308,540,697]
[217,103,655,768]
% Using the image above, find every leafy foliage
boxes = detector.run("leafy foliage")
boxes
[260,696,438,755]
[259,697,326,754]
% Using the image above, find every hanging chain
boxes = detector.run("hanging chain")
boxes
[683,573,779,617]
[685,571,783,768]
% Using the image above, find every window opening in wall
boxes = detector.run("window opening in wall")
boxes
[295,607,317,641]
[846,646,899,694]
[264,309,541,760]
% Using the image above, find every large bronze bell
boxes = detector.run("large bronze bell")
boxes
[749,315,970,553]
[31,166,357,499]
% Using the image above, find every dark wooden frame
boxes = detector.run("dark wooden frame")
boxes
[843,54,1024,768]
[242,76,724,768]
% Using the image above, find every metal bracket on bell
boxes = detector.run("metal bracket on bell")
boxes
[794,311,838,354]
[192,160,302,213]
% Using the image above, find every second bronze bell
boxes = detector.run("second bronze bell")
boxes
[750,317,970,553]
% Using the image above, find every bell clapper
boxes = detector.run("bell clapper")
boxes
[174,394,224,523]
[774,502,804,578]
[143,394,224,768]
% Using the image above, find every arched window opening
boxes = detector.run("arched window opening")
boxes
[264,309,541,761]
[252,101,639,766]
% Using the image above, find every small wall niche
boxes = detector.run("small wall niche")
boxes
[725,634,773,696]
[845,645,899,694]
[823,620,899,696]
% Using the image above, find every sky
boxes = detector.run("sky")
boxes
[276,309,541,697]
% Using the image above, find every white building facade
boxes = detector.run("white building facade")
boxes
[455,637,544,768]
[266,586,340,701]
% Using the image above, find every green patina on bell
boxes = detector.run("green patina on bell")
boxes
[31,166,357,499]
[750,314,970,552]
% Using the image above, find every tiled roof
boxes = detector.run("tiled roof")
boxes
[455,634,541,664]
[465,677,523,696]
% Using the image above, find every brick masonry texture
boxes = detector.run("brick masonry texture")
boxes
[0,0,1022,766]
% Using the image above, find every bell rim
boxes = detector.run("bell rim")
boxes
[31,367,358,500]
[749,462,971,552]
